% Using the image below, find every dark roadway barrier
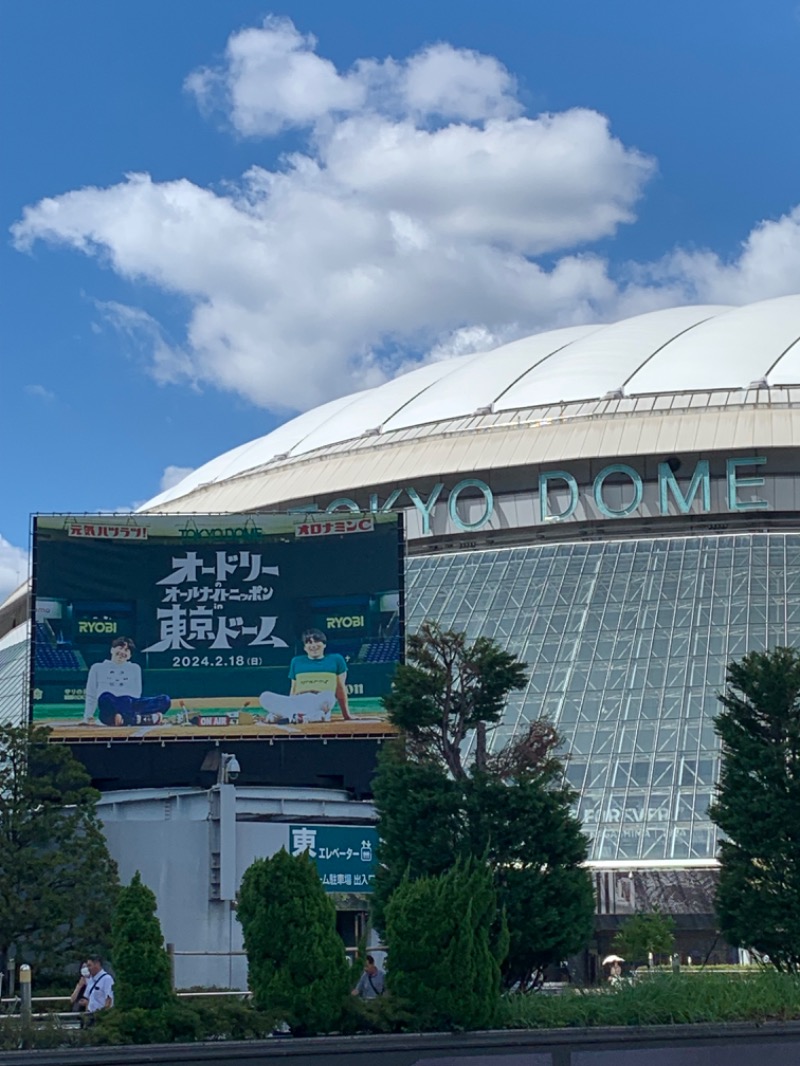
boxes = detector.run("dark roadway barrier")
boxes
[4,1022,800,1066]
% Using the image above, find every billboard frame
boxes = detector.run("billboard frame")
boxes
[28,510,405,746]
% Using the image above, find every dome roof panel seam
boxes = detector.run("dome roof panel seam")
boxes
[283,388,383,459]
[491,328,605,408]
[766,334,800,379]
[622,311,731,392]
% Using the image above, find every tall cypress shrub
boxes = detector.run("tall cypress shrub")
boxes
[237,848,351,1034]
[0,724,119,984]
[711,647,800,971]
[111,871,173,1011]
[385,857,506,1030]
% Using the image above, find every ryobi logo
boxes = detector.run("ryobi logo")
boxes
[326,615,365,629]
[78,621,118,635]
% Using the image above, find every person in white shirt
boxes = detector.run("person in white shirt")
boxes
[84,955,114,1013]
[351,954,385,999]
[84,637,170,726]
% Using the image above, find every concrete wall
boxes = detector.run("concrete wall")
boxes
[97,785,376,989]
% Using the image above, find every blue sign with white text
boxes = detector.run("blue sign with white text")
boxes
[290,824,378,893]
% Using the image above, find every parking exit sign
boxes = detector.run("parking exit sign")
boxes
[290,824,378,893]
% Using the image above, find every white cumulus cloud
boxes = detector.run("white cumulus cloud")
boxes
[186,16,366,136]
[399,43,520,121]
[160,465,195,493]
[11,18,652,413]
[11,16,800,421]
[629,206,800,307]
[185,17,521,133]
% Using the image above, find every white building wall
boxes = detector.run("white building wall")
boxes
[97,786,376,990]
[0,623,29,728]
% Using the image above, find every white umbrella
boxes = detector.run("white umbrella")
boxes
[602,954,625,966]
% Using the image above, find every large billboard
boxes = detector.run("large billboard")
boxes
[31,513,403,742]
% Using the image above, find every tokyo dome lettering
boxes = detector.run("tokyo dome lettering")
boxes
[322,456,768,535]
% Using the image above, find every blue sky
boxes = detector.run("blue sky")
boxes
[3,0,800,598]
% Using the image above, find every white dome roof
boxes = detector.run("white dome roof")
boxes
[144,295,800,510]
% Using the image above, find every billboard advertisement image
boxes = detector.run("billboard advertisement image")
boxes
[31,513,403,742]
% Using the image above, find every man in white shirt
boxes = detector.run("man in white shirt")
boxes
[351,954,385,999]
[83,637,170,726]
[84,955,114,1013]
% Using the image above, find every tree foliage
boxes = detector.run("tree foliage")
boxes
[374,625,594,987]
[465,773,595,986]
[385,857,507,1030]
[383,622,528,778]
[236,848,351,1034]
[710,647,800,972]
[0,724,119,983]
[111,872,174,1010]
[371,745,462,921]
[613,912,675,965]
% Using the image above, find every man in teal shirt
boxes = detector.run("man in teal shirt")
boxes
[259,629,352,723]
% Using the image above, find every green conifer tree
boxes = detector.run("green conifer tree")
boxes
[385,857,505,1030]
[710,647,800,971]
[465,771,594,986]
[236,848,351,1034]
[0,724,119,984]
[371,744,462,931]
[373,625,594,989]
[111,872,173,1011]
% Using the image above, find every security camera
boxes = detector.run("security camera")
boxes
[221,753,241,781]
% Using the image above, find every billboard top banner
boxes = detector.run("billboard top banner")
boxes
[31,513,403,746]
[36,512,381,541]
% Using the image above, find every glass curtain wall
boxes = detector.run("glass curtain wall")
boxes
[406,533,800,863]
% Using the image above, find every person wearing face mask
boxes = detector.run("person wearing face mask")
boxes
[83,955,115,1013]
[69,963,90,1013]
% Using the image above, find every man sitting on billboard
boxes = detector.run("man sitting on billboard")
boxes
[259,628,352,724]
[83,636,171,727]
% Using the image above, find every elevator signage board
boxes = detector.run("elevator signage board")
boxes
[290,824,379,893]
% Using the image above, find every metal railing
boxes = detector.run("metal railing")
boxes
[1,987,253,1032]
[1,944,384,1027]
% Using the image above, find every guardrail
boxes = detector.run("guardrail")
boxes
[2,989,250,1008]
[1,987,252,1029]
